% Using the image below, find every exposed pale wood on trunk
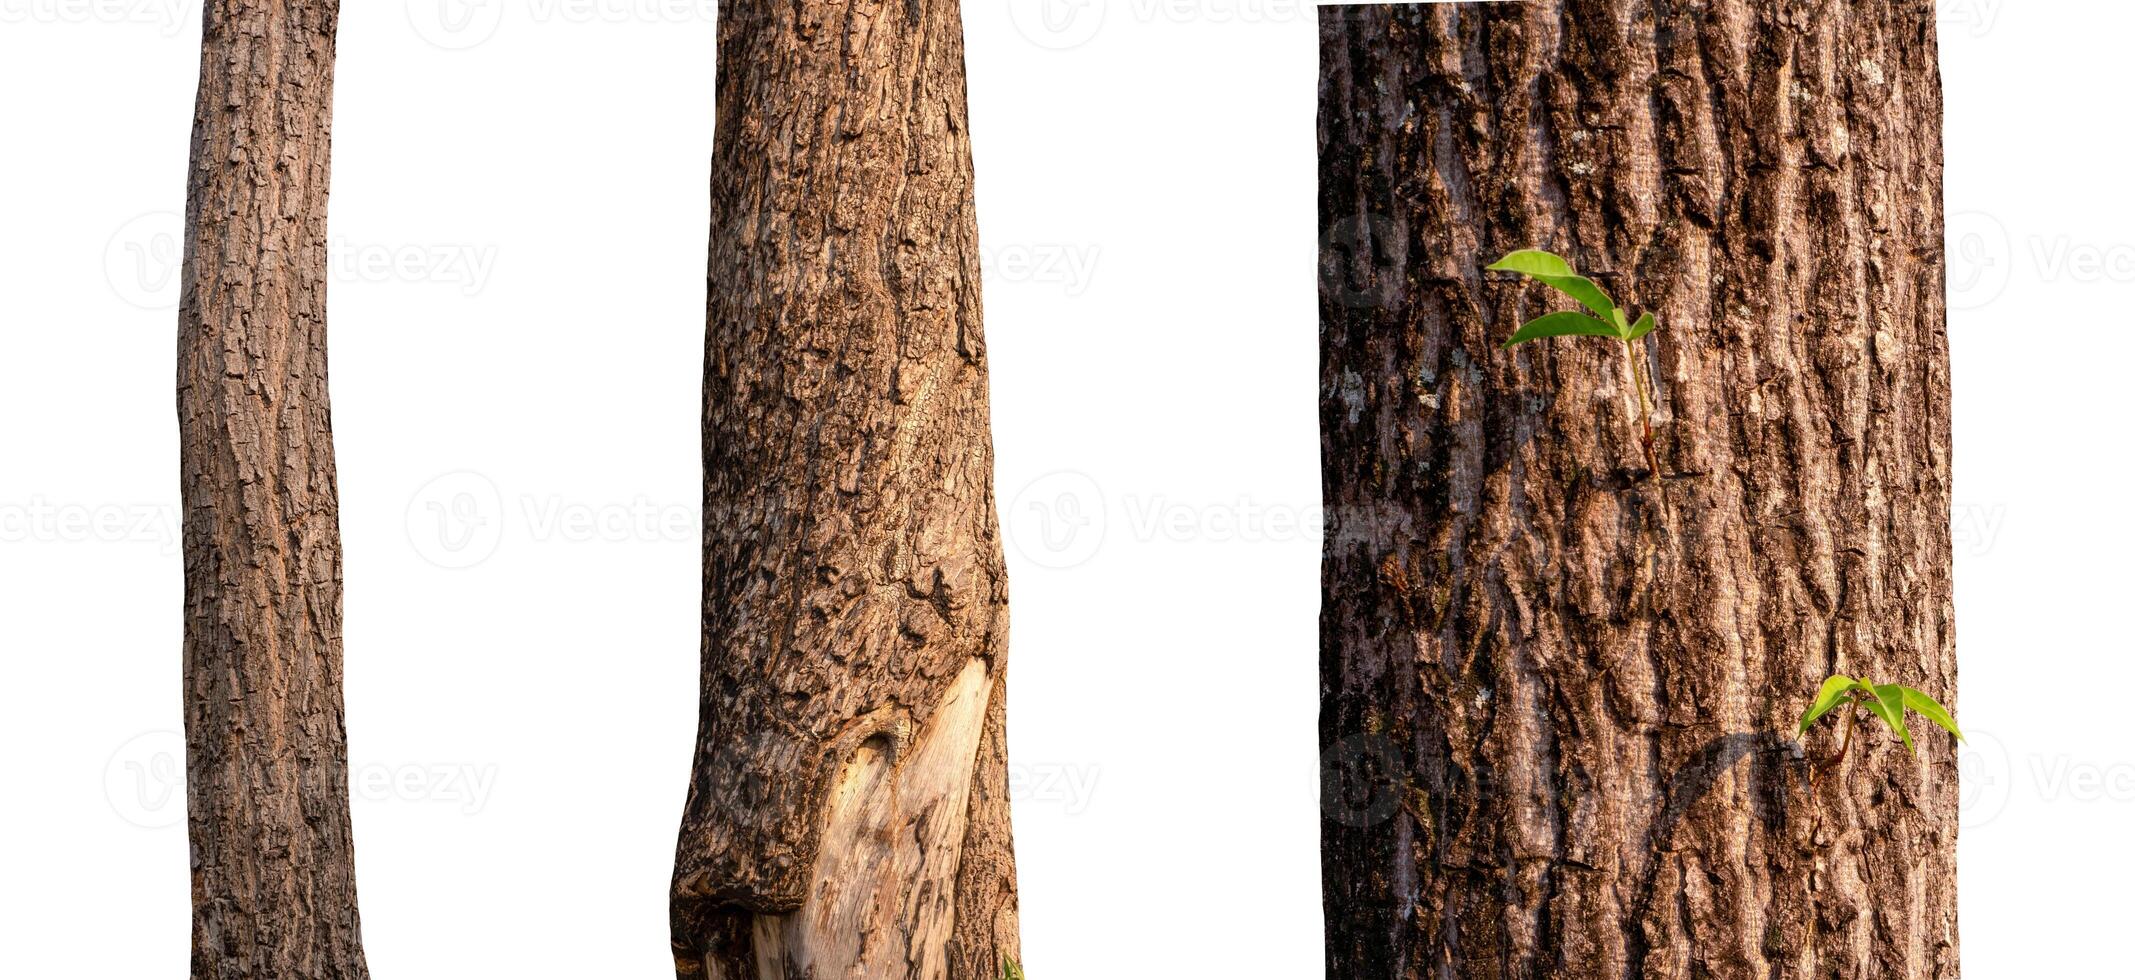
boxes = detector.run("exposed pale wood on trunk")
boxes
[669,0,1020,974]
[177,2,366,978]
[754,659,993,977]
[1319,3,1955,977]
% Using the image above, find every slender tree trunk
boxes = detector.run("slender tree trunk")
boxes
[1318,3,1955,978]
[669,0,1020,975]
[178,3,365,978]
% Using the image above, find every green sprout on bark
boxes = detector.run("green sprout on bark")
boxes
[1796,675,1959,948]
[1798,675,1963,758]
[1487,249,1662,475]
[1002,958,1025,980]
[1798,675,1961,842]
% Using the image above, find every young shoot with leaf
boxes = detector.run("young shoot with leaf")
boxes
[1798,674,1963,760]
[1796,674,1961,854]
[1487,249,1662,475]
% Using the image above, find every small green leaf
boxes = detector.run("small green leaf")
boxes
[1487,249,1621,327]
[1800,675,1861,735]
[1867,683,1916,755]
[1486,249,1577,279]
[1002,958,1025,980]
[1502,311,1622,349]
[1627,312,1658,341]
[1898,686,1963,743]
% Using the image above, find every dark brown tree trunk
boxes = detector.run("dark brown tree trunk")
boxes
[177,3,366,979]
[1319,3,1955,978]
[669,0,1019,975]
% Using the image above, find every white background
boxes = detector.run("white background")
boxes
[0,0,2110,976]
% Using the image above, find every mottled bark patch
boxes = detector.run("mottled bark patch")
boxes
[179,3,367,979]
[670,0,1020,974]
[1320,3,1956,977]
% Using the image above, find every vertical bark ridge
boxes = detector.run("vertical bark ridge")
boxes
[671,0,1019,974]
[178,2,365,978]
[1320,2,1953,977]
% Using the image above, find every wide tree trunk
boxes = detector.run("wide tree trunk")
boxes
[669,0,1019,976]
[1319,3,1954,978]
[177,3,366,979]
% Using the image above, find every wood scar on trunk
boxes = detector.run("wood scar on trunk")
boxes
[684,658,995,979]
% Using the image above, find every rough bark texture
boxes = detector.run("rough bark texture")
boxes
[177,3,365,979]
[1319,3,1954,978]
[669,0,1019,975]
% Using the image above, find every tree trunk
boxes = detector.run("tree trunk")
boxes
[177,3,366,979]
[669,0,1020,975]
[1318,3,1954,978]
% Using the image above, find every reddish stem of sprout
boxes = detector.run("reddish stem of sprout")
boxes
[1622,339,1660,476]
